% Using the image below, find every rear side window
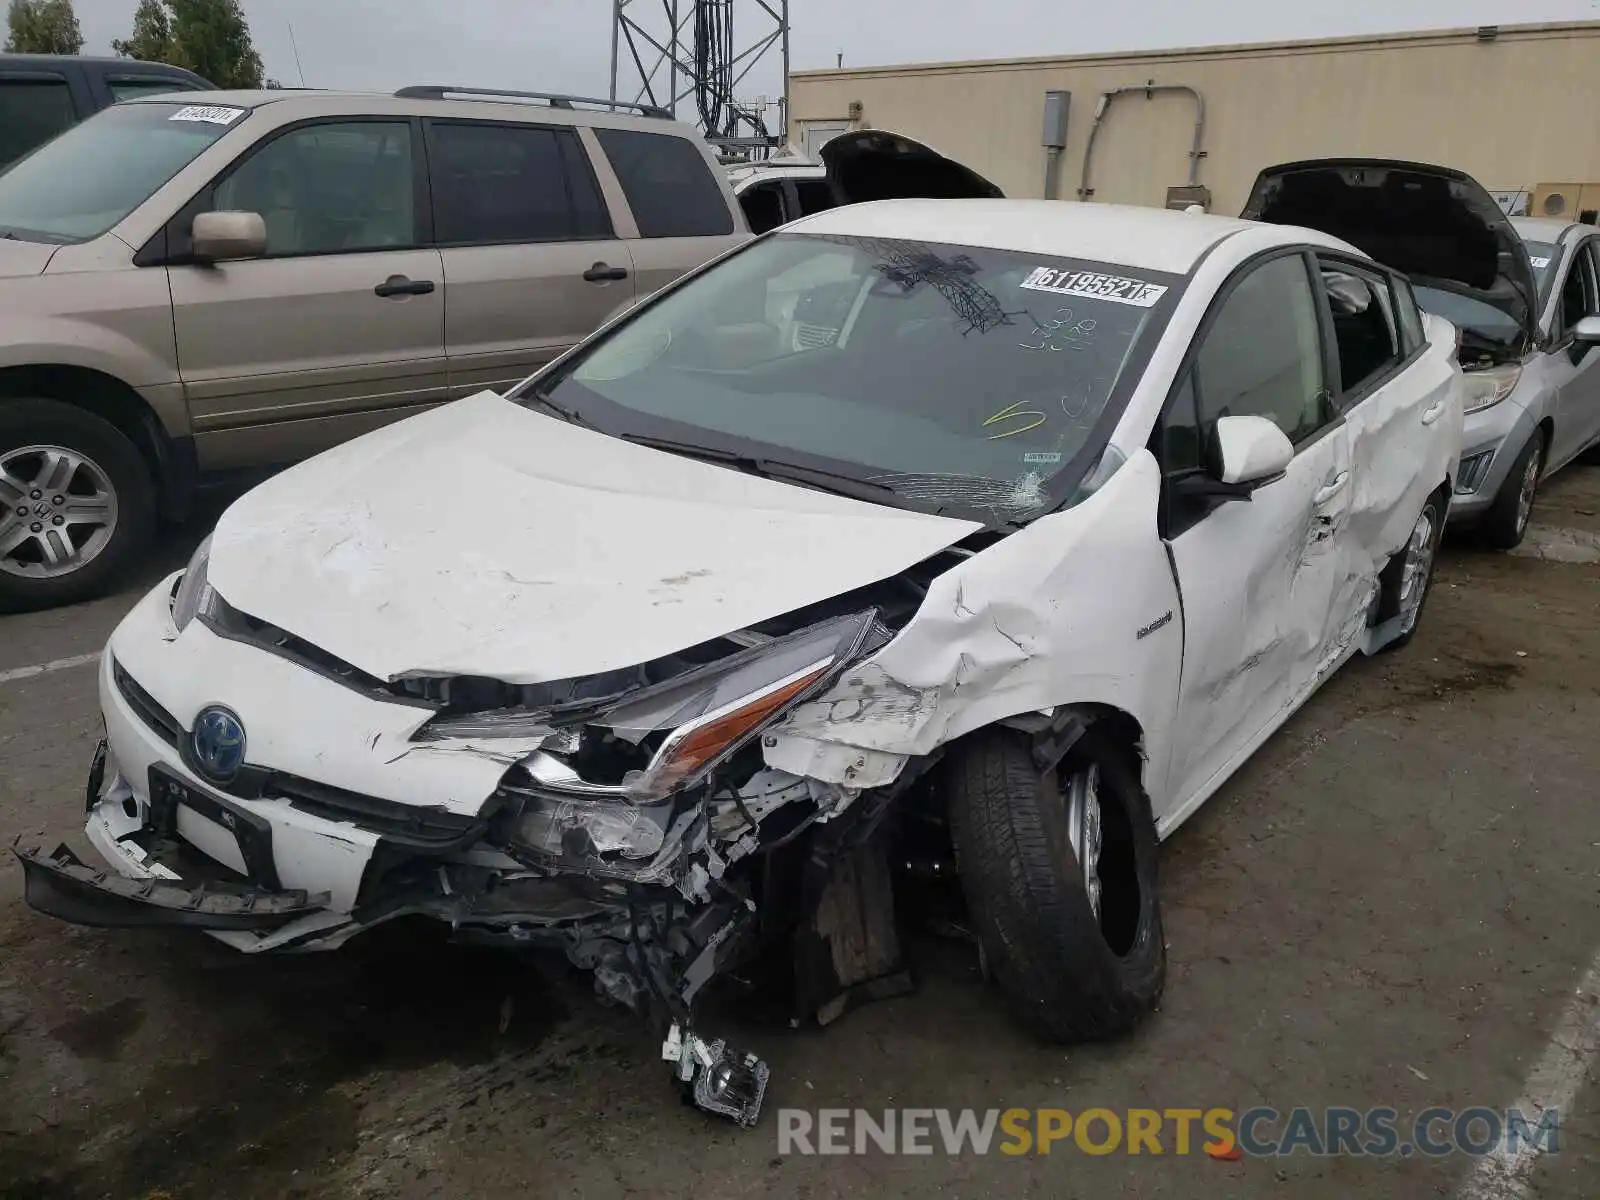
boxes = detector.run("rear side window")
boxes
[595,128,734,238]
[1315,258,1404,398]
[0,77,77,167]
[427,122,611,245]
[793,179,837,217]
[109,77,204,102]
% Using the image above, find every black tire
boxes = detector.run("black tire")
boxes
[0,398,156,613]
[1372,492,1445,654]
[944,723,1165,1042]
[1481,429,1544,551]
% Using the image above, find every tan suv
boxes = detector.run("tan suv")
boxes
[0,85,749,611]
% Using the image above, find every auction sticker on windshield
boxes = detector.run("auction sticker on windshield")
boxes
[1021,267,1168,308]
[168,105,247,125]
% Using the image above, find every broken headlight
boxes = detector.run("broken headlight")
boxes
[431,610,888,802]
[601,611,885,801]
[170,535,215,633]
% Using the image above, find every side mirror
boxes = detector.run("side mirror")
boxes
[1573,315,1600,345]
[1212,414,1294,487]
[191,210,267,263]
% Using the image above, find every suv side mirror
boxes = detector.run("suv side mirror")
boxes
[191,211,267,263]
[1573,315,1600,345]
[1212,414,1294,487]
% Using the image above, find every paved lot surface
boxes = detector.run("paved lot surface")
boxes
[2,472,1598,1199]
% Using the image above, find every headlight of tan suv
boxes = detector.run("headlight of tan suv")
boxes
[1462,363,1522,414]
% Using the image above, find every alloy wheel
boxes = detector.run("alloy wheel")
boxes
[0,445,120,580]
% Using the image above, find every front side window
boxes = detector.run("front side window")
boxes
[427,121,610,245]
[1194,254,1327,445]
[214,121,415,256]
[0,100,241,243]
[1557,245,1597,338]
[1316,258,1404,398]
[595,128,734,239]
[1392,275,1426,354]
[793,179,837,218]
[525,233,1179,522]
[0,76,77,168]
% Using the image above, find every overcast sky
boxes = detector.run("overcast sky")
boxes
[69,0,1600,107]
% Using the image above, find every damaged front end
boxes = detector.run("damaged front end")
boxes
[22,573,963,1128]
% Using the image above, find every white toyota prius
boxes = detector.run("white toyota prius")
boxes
[18,162,1470,1125]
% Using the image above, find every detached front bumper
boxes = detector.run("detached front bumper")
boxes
[15,841,324,931]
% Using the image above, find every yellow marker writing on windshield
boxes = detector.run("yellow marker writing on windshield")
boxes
[983,400,1048,439]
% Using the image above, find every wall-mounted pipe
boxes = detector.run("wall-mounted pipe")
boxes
[1077,81,1207,202]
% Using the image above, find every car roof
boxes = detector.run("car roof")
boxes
[1511,215,1584,243]
[118,87,691,132]
[787,199,1268,275]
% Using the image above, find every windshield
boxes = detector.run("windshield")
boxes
[0,101,246,244]
[1523,240,1558,296]
[522,233,1179,522]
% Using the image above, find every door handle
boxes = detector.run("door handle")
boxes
[374,275,435,298]
[1421,398,1448,426]
[1313,471,1350,506]
[582,262,630,283]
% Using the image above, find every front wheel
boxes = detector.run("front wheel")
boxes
[944,723,1165,1043]
[1481,430,1544,551]
[0,399,155,613]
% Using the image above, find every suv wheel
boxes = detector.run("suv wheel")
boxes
[0,399,155,612]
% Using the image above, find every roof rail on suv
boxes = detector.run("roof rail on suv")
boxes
[394,85,672,120]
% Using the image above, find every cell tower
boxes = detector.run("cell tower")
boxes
[610,0,791,161]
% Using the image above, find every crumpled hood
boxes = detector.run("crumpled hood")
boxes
[0,237,57,278]
[206,392,981,685]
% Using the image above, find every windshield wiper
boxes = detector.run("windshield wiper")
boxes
[521,387,595,428]
[620,434,904,506]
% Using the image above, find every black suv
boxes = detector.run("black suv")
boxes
[0,53,213,167]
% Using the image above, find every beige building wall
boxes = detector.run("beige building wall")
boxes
[788,21,1600,217]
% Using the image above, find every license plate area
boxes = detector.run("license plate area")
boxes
[147,765,283,890]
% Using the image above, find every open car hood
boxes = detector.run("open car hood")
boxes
[1241,158,1539,342]
[820,129,1004,204]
